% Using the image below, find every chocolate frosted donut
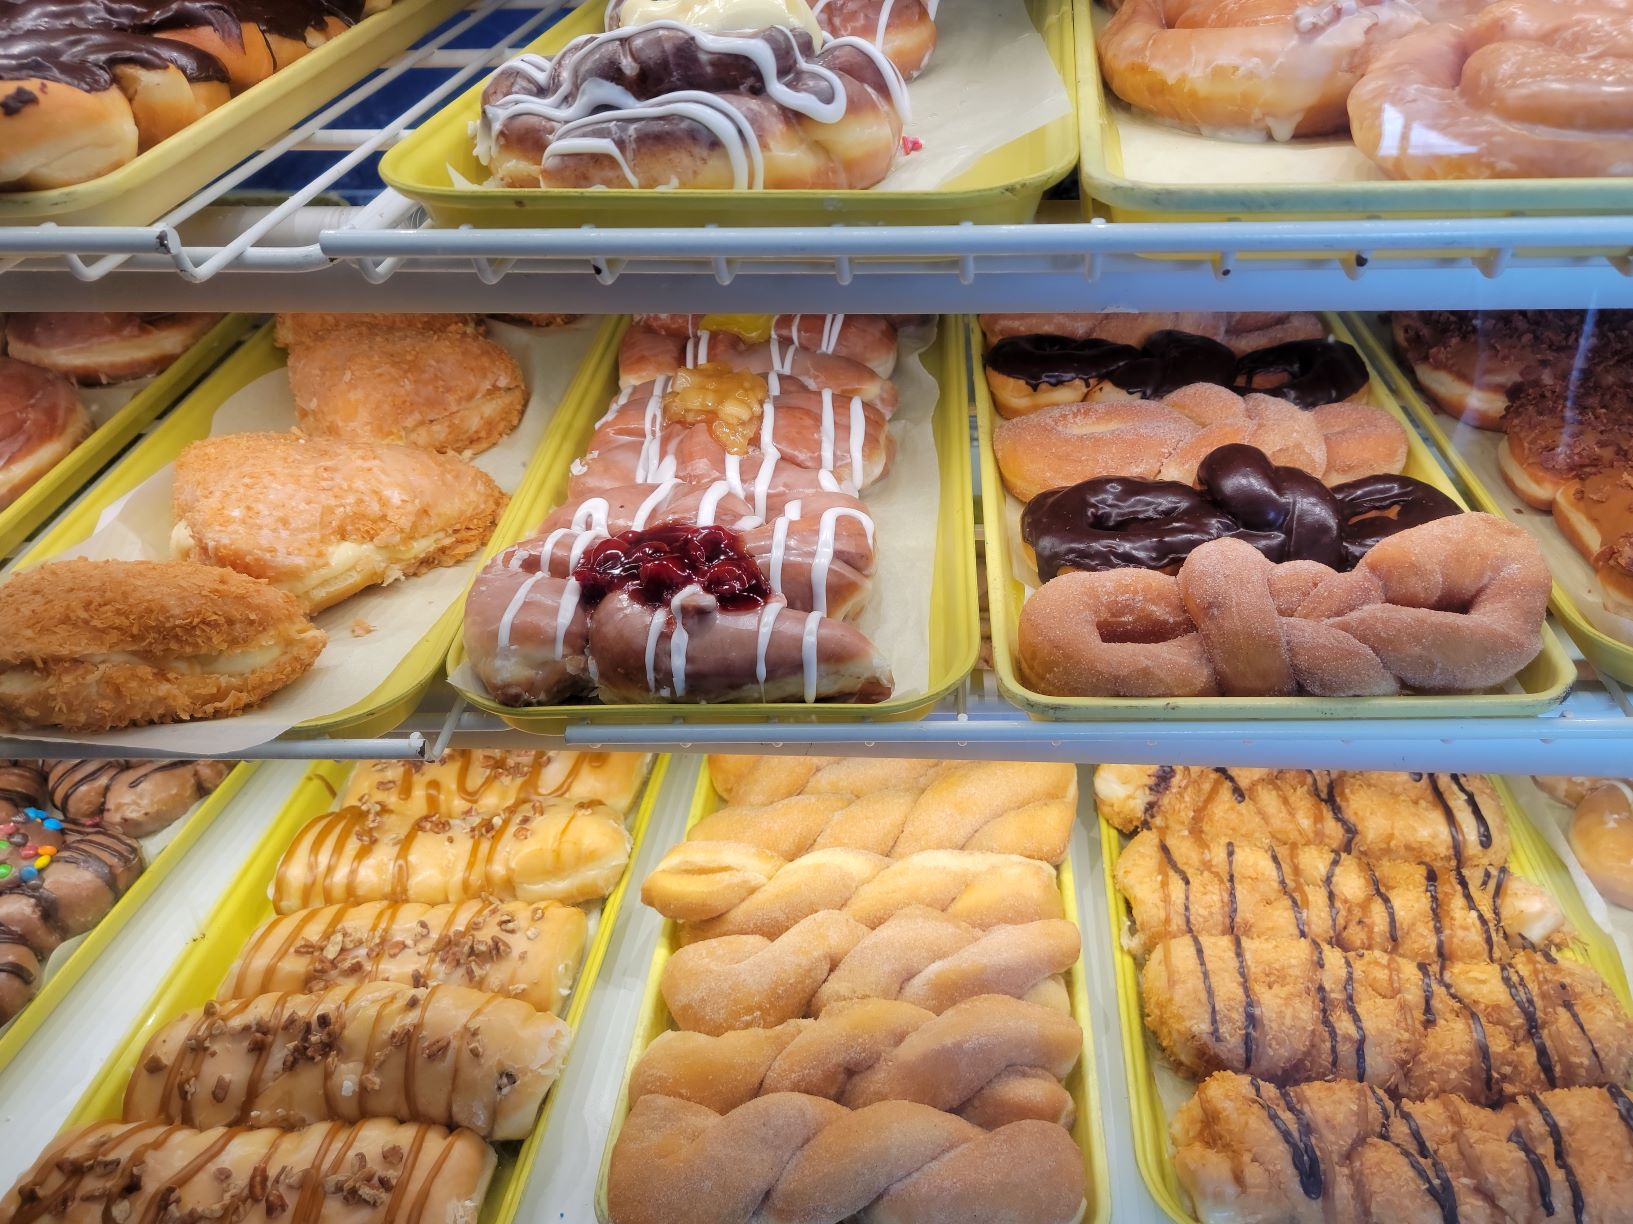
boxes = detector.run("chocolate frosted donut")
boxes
[1021,443,1461,579]
[1233,339,1370,409]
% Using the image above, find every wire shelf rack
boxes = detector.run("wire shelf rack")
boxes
[1,0,1630,310]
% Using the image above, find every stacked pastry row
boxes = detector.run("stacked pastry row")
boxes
[1,757,231,1026]
[477,0,927,191]
[463,312,903,707]
[0,312,546,734]
[0,313,221,512]
[1394,310,1633,618]
[1097,764,1633,1223]
[980,311,1553,698]
[1097,0,1633,181]
[606,754,1090,1224]
[0,748,649,1224]
[1,0,401,190]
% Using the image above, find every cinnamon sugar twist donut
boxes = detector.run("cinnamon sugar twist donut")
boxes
[477,24,907,190]
[608,1094,1086,1224]
[1018,513,1551,698]
[1350,0,1633,180]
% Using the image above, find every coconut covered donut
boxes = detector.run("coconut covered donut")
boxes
[1350,0,1633,180]
[1017,513,1551,698]
[476,23,908,190]
[1097,0,1425,141]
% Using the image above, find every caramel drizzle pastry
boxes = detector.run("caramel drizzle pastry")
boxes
[125,981,569,1140]
[476,23,909,191]
[1115,830,1568,963]
[1,1117,494,1224]
[341,751,638,817]
[1141,936,1633,1105]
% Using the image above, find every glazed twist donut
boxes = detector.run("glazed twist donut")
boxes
[1097,0,1426,141]
[607,1094,1087,1224]
[642,844,1064,939]
[1350,0,1633,181]
[660,906,1081,1034]
[477,24,907,190]
[628,994,1083,1127]
[1018,513,1551,698]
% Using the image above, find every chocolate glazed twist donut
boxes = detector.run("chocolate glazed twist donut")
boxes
[608,1093,1087,1224]
[0,761,144,1024]
[1018,513,1552,698]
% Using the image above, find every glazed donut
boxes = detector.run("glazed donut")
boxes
[1350,0,1633,181]
[1016,512,1550,698]
[476,24,908,191]
[0,357,93,512]
[5,313,221,384]
[619,324,899,413]
[637,314,900,376]
[1550,471,1633,617]
[983,332,1368,418]
[979,312,1328,354]
[1567,780,1633,908]
[991,383,1406,502]
[1098,0,1425,141]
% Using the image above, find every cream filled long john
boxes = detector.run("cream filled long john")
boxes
[123,981,570,1140]
[271,796,633,909]
[222,899,588,1017]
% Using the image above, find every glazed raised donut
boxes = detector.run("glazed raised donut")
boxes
[992,383,1407,502]
[5,312,221,384]
[0,356,93,512]
[1097,0,1425,141]
[477,24,908,191]
[1350,0,1633,181]
[983,332,1369,418]
[1016,512,1550,698]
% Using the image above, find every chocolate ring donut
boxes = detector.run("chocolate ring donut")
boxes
[1233,339,1370,409]
[1332,473,1462,568]
[1197,443,1344,567]
[1021,477,1242,580]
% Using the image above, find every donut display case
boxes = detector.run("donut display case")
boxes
[0,0,1631,1219]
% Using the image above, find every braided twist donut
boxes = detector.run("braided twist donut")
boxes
[1097,0,1426,141]
[1350,0,1633,181]
[477,24,907,190]
[607,1093,1087,1224]
[660,906,1081,1034]
[1018,513,1551,698]
[679,762,1076,861]
[642,844,1064,939]
[629,994,1083,1126]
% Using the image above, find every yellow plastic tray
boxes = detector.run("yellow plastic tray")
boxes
[975,313,1576,720]
[17,320,595,739]
[445,316,981,732]
[0,762,259,1077]
[1073,0,1632,224]
[1345,313,1633,688]
[379,0,1077,228]
[0,316,251,560]
[1099,775,1633,1224]
[592,759,1112,1224]
[57,753,667,1224]
[0,0,467,227]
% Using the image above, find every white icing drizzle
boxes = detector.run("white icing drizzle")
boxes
[498,572,551,652]
[632,478,682,529]
[754,599,783,696]
[819,313,845,353]
[848,392,865,487]
[810,504,873,616]
[667,583,710,696]
[571,496,612,535]
[801,608,822,702]
[769,497,801,594]
[478,23,908,191]
[633,377,670,482]
[552,529,604,658]
[695,479,739,526]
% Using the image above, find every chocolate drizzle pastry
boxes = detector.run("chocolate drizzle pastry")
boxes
[1021,443,1461,580]
[0,0,368,43]
[985,331,1369,409]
